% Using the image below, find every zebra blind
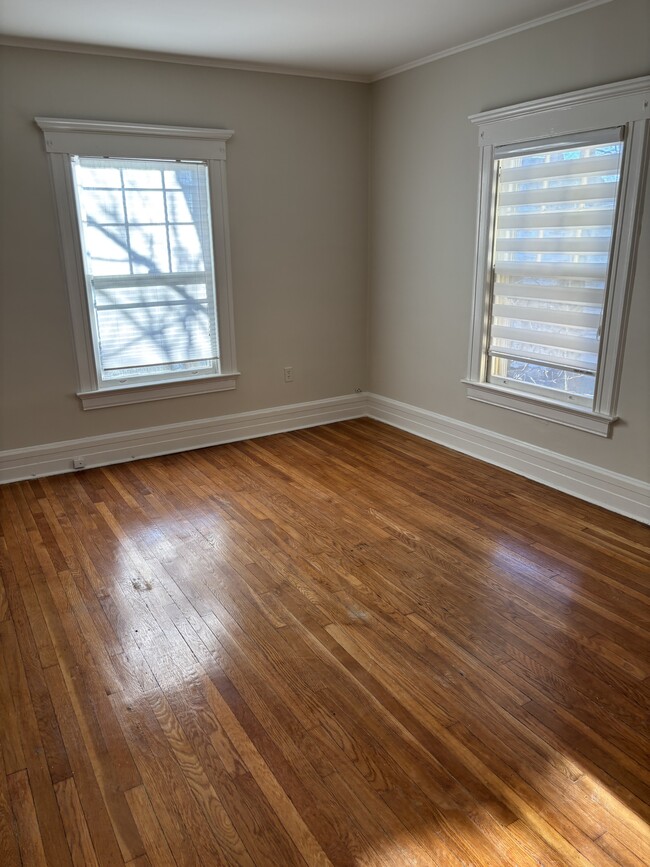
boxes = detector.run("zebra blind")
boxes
[72,156,220,383]
[487,129,624,407]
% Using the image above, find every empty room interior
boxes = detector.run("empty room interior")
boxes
[1,0,650,864]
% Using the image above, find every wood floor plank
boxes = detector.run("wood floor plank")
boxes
[110,690,253,867]
[0,419,648,866]
[0,752,21,867]
[0,632,26,776]
[0,619,73,867]
[124,785,179,867]
[55,776,101,867]
[0,542,10,623]
[7,769,48,867]
[43,664,126,867]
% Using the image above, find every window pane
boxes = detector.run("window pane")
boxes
[170,224,205,272]
[129,225,170,273]
[72,156,220,382]
[96,301,212,369]
[102,360,212,381]
[491,357,595,401]
[122,168,163,188]
[166,190,193,222]
[124,190,166,224]
[78,189,124,224]
[75,165,122,188]
[82,226,130,276]
[488,138,623,407]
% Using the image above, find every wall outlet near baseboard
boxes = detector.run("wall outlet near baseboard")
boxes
[72,457,86,469]
[284,366,294,383]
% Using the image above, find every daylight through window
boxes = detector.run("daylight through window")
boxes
[465,77,649,435]
[487,133,623,407]
[73,156,220,384]
[36,118,237,409]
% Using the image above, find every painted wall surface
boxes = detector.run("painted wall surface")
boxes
[0,47,369,448]
[369,0,650,480]
[1,0,649,488]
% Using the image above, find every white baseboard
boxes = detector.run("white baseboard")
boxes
[2,390,647,524]
[367,393,649,525]
[0,393,367,484]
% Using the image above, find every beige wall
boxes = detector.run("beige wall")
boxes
[0,47,369,449]
[369,0,650,480]
[2,0,649,485]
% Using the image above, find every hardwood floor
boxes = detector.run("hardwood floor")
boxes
[0,418,648,866]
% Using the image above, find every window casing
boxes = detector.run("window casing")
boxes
[37,118,238,409]
[465,77,649,436]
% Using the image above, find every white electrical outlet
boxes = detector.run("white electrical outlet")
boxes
[283,366,294,383]
[72,457,86,469]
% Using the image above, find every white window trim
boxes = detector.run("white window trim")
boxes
[36,117,239,409]
[464,76,650,437]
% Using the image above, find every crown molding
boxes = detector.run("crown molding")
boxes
[371,0,614,82]
[1,1,615,86]
[0,34,371,84]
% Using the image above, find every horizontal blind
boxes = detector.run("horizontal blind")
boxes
[72,156,220,381]
[488,131,624,405]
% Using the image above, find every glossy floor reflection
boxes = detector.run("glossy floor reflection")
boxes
[0,419,648,865]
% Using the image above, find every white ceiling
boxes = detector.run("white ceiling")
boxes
[0,0,611,80]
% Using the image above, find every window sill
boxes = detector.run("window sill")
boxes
[463,380,616,436]
[78,372,239,410]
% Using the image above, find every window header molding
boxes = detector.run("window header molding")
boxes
[35,117,234,160]
[469,75,650,146]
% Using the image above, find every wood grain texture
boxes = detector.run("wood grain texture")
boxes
[0,418,648,865]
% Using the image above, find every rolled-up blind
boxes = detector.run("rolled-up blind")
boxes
[72,156,220,382]
[487,130,624,405]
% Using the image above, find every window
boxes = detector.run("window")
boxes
[465,77,649,436]
[37,118,238,409]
